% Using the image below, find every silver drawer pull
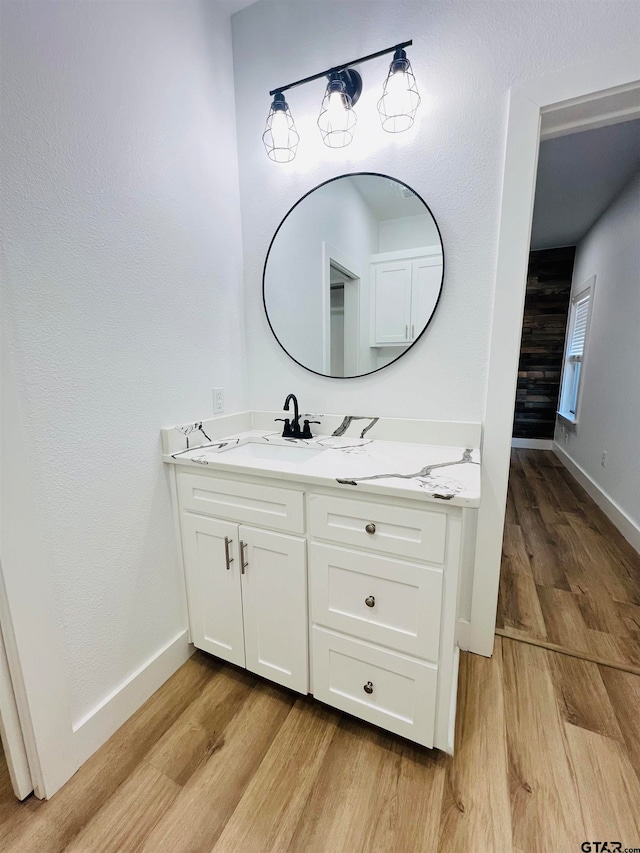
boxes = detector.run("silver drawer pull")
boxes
[239,540,248,574]
[224,536,233,570]
[363,681,374,695]
[365,523,376,535]
[365,595,375,608]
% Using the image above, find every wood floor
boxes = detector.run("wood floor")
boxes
[497,448,640,672]
[2,638,640,853]
[2,449,639,851]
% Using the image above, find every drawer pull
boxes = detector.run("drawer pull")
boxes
[363,681,374,695]
[365,523,376,535]
[223,536,233,571]
[365,595,376,608]
[239,540,248,575]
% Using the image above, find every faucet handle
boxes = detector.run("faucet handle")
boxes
[275,418,292,437]
[301,420,321,439]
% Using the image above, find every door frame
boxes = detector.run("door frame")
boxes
[321,242,361,376]
[1,315,78,798]
[469,47,640,656]
[0,612,32,799]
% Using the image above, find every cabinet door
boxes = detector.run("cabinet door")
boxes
[370,261,412,345]
[180,514,245,667]
[410,256,442,340]
[239,526,308,694]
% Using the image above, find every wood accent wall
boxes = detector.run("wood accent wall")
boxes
[513,246,576,439]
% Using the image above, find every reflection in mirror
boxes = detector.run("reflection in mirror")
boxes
[263,173,444,378]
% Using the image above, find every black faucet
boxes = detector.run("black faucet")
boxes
[282,393,302,438]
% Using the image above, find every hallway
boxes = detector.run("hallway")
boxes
[497,448,640,672]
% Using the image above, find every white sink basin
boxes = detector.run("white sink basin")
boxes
[220,441,324,464]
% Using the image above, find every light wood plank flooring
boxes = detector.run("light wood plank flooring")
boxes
[497,448,640,672]
[2,640,640,852]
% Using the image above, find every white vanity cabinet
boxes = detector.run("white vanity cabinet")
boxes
[370,247,443,346]
[177,471,308,694]
[171,461,471,754]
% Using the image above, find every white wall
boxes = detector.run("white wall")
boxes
[1,0,246,733]
[555,170,640,531]
[379,214,440,253]
[232,0,639,418]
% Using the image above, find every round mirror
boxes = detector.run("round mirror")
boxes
[263,172,444,378]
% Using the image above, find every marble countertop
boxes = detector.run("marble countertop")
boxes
[163,428,481,508]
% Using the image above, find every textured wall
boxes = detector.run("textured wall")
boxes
[232,0,639,420]
[513,247,575,439]
[555,171,640,528]
[0,1,246,726]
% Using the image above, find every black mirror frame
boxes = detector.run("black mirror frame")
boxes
[262,171,445,379]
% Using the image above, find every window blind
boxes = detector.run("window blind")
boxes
[568,294,590,359]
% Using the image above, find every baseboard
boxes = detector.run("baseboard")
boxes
[72,630,194,767]
[511,438,554,450]
[553,443,640,554]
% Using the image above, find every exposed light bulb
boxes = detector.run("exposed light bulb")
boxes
[318,73,357,148]
[270,108,291,150]
[385,70,415,125]
[263,92,299,162]
[327,90,347,120]
[378,48,421,133]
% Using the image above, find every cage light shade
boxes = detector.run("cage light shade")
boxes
[377,48,421,133]
[317,74,357,148]
[263,93,299,162]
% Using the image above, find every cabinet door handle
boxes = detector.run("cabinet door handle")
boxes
[365,595,375,608]
[223,536,233,570]
[411,324,415,339]
[405,324,408,339]
[365,523,376,535]
[363,681,374,695]
[239,540,248,574]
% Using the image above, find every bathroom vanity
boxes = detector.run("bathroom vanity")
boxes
[162,411,480,753]
[159,172,478,751]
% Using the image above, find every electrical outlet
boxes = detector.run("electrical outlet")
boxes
[213,387,224,414]
[601,451,607,467]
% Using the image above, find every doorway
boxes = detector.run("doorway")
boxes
[329,262,359,377]
[322,244,360,377]
[497,119,640,673]
[470,53,640,658]
[497,116,640,670]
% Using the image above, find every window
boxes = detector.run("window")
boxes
[558,278,595,424]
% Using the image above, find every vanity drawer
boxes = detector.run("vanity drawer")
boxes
[178,473,304,533]
[310,543,442,660]
[307,494,447,563]
[311,627,437,748]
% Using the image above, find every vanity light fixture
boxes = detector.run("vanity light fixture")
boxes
[263,40,418,161]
